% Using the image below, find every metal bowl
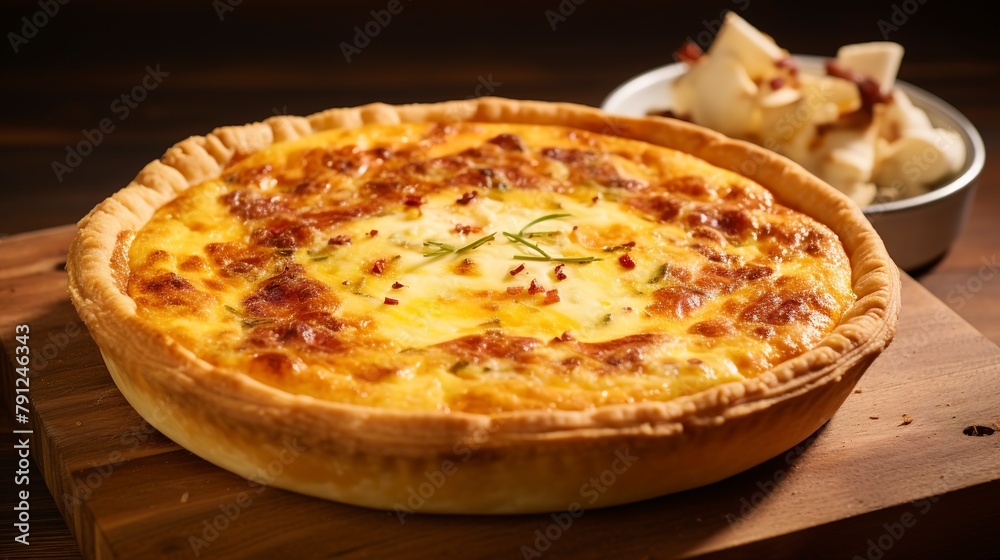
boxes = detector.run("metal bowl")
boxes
[601,56,985,272]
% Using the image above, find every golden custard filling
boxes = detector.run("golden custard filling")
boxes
[126,122,855,413]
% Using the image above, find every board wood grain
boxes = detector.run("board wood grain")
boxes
[1,225,999,560]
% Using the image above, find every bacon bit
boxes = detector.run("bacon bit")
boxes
[487,133,526,152]
[221,189,285,220]
[674,40,703,63]
[328,235,351,245]
[592,196,600,203]
[391,282,404,289]
[551,331,575,343]
[383,297,399,305]
[554,264,567,281]
[776,57,799,76]
[506,286,524,295]
[371,259,386,275]
[603,241,636,252]
[688,358,703,365]
[528,279,545,295]
[825,60,891,109]
[543,289,561,305]
[647,108,685,120]
[618,254,636,269]
[510,264,526,276]
[369,229,379,237]
[456,191,478,205]
[342,280,351,286]
[404,194,423,207]
[454,223,483,235]
[454,258,477,275]
[622,306,633,312]
[249,221,312,250]
[770,77,786,90]
[241,264,332,319]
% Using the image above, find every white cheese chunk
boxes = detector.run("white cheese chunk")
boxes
[673,53,758,138]
[836,42,904,94]
[708,12,787,80]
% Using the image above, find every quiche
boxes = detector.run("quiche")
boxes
[67,98,899,514]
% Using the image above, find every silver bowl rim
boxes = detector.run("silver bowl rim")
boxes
[600,54,985,216]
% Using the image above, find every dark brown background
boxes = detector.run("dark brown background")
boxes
[2,0,998,558]
[1,0,996,235]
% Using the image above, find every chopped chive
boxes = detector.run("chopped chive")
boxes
[649,264,669,284]
[502,231,550,258]
[423,241,457,251]
[422,240,457,258]
[423,233,494,257]
[456,232,496,254]
[513,255,601,263]
[518,213,572,236]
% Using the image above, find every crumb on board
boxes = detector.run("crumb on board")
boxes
[900,414,913,426]
[854,389,862,394]
[869,416,880,420]
[181,492,189,503]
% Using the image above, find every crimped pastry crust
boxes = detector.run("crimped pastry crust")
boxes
[67,98,899,513]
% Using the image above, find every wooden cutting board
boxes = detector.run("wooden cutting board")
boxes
[2,225,999,560]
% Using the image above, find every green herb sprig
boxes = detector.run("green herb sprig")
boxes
[422,232,496,258]
[419,214,601,264]
[506,214,601,264]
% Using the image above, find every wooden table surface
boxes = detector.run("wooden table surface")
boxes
[1,1,997,558]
